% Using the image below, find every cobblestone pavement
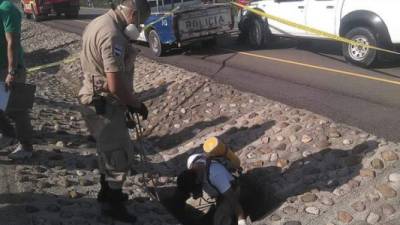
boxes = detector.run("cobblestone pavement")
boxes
[1,19,400,225]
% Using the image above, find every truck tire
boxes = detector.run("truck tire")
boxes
[65,8,79,19]
[31,10,40,22]
[148,30,164,57]
[31,5,44,22]
[25,13,32,19]
[248,17,271,48]
[342,27,377,67]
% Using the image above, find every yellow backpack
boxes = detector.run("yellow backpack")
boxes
[203,137,241,172]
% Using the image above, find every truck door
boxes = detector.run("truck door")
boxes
[265,0,308,36]
[306,0,338,36]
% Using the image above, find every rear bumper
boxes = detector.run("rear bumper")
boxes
[38,1,79,14]
[179,32,231,47]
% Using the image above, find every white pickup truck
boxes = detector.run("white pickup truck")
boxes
[238,0,400,67]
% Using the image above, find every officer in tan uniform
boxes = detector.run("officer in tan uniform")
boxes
[79,0,149,223]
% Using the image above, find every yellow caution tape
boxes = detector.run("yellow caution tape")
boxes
[232,2,400,55]
[27,54,80,74]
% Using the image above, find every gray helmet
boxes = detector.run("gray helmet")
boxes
[116,0,150,27]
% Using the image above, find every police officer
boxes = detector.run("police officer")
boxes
[0,0,34,160]
[79,0,150,223]
[177,153,249,225]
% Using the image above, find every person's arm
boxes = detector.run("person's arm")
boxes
[2,5,21,88]
[6,32,19,74]
[106,71,141,108]
[4,32,19,88]
[101,35,141,107]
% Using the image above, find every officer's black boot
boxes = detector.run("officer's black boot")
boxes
[101,188,137,224]
[97,174,128,203]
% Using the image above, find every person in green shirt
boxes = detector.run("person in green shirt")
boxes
[0,0,34,160]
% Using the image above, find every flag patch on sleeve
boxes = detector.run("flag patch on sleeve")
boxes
[113,45,123,57]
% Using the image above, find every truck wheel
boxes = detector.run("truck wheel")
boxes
[148,30,164,57]
[32,11,40,21]
[248,17,270,48]
[342,27,377,67]
[31,5,43,22]
[65,8,79,19]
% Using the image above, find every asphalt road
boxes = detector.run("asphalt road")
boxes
[39,7,400,141]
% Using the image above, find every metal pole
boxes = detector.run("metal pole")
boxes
[134,113,161,202]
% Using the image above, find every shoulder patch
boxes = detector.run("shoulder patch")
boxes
[113,45,123,57]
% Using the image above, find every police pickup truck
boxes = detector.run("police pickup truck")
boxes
[137,0,234,56]
[239,0,400,67]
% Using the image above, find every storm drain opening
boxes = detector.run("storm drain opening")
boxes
[148,173,282,225]
[148,186,212,225]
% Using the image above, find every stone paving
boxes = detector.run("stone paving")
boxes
[1,19,400,225]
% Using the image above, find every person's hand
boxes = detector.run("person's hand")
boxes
[127,103,148,120]
[5,74,15,91]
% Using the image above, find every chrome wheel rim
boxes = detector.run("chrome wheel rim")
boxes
[150,32,159,53]
[348,35,370,61]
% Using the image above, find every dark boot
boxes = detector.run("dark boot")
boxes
[101,188,137,224]
[97,174,128,203]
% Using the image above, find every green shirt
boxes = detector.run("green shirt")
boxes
[0,0,24,68]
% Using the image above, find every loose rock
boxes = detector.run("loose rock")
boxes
[371,159,384,169]
[360,169,376,178]
[301,135,313,143]
[366,212,380,224]
[381,203,396,216]
[320,197,334,206]
[283,206,298,215]
[337,211,353,224]
[301,193,318,203]
[381,150,399,161]
[351,201,366,212]
[376,184,397,199]
[388,173,400,182]
[305,206,320,215]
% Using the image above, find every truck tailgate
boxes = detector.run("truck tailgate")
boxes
[177,5,232,41]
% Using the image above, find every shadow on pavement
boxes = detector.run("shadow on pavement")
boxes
[0,192,148,225]
[151,120,276,177]
[24,48,71,74]
[135,81,174,102]
[148,116,230,151]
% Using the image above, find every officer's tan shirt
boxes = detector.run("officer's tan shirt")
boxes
[79,9,138,105]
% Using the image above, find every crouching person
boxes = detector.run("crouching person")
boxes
[176,137,249,225]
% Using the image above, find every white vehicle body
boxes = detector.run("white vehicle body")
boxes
[240,0,400,66]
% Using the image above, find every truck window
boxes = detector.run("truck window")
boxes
[151,0,202,12]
